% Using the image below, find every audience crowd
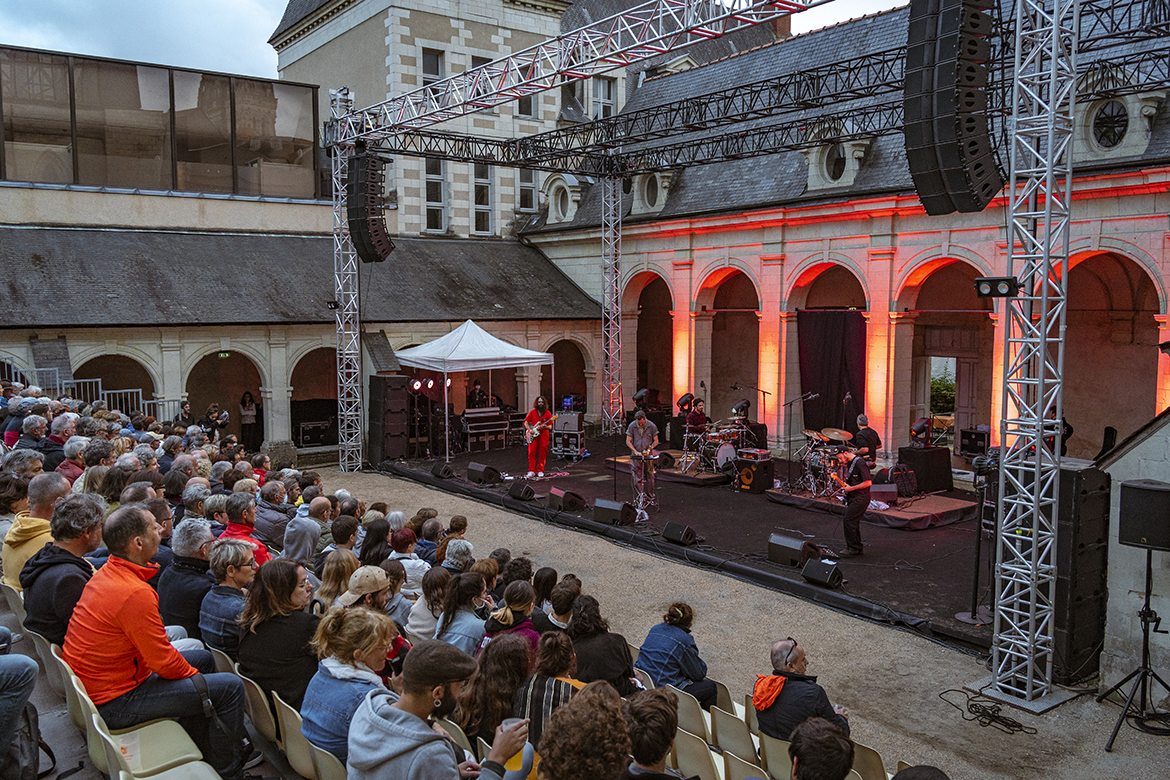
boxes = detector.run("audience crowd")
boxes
[0,382,952,780]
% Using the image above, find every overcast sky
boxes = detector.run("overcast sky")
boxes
[0,0,905,80]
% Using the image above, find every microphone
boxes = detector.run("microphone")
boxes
[731,382,740,390]
[700,381,706,390]
[807,393,819,400]
[844,392,852,402]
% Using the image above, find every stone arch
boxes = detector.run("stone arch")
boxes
[289,347,337,449]
[1068,236,1166,314]
[184,351,264,443]
[73,355,158,403]
[786,253,869,310]
[894,247,993,311]
[693,267,762,421]
[539,334,595,374]
[620,267,674,312]
[539,339,589,412]
[0,351,32,386]
[70,344,164,397]
[695,259,761,311]
[623,270,674,404]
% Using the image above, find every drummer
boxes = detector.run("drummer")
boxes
[686,399,710,438]
[626,410,660,507]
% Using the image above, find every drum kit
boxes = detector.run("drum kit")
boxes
[678,419,760,474]
[796,427,853,496]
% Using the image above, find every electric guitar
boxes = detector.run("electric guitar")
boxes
[524,415,559,444]
[830,473,850,495]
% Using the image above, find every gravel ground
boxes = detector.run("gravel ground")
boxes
[326,467,1167,780]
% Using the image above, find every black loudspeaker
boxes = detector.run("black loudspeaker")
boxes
[1118,479,1170,552]
[346,151,395,263]
[669,415,686,450]
[549,487,585,512]
[368,374,409,463]
[897,446,954,492]
[594,498,635,526]
[657,451,676,470]
[767,533,805,568]
[468,462,502,485]
[801,558,843,589]
[431,462,454,479]
[662,522,697,546]
[508,481,535,500]
[736,458,774,494]
[903,0,1003,215]
[871,483,899,506]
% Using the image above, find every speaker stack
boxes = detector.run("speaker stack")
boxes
[346,150,395,263]
[368,375,409,463]
[903,0,1004,215]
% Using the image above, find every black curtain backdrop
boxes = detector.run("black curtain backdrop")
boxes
[797,310,867,433]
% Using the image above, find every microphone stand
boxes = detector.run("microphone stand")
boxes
[782,391,817,492]
[733,381,772,439]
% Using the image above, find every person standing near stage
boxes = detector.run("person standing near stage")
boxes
[835,449,870,557]
[626,411,659,508]
[525,396,554,478]
[467,380,489,409]
[853,414,881,468]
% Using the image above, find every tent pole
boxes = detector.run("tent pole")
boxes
[552,363,556,414]
[444,372,450,463]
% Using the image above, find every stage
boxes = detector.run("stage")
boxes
[381,435,994,650]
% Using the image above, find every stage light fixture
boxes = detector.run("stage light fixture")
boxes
[411,379,423,392]
[676,392,695,413]
[445,377,452,387]
[910,417,931,437]
[426,379,435,389]
[732,399,750,417]
[974,276,1020,298]
[633,388,649,407]
[326,301,340,310]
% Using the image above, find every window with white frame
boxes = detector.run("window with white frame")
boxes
[517,93,534,117]
[592,77,615,119]
[473,163,493,234]
[422,49,444,87]
[518,168,537,212]
[425,157,445,232]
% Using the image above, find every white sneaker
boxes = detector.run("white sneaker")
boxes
[538,471,544,478]
[526,471,535,478]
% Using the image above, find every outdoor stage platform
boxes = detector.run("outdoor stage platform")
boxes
[380,436,993,651]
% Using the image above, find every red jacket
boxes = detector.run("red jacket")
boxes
[219,522,272,566]
[55,459,84,485]
[63,555,196,705]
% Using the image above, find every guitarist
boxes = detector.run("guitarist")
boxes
[524,396,555,478]
[626,410,660,507]
[835,448,871,558]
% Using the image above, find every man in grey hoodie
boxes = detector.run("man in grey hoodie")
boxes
[346,639,528,780]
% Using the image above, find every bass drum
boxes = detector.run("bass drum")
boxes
[702,441,737,469]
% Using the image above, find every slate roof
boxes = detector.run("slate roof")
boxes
[270,0,336,44]
[526,2,1170,232]
[0,228,600,328]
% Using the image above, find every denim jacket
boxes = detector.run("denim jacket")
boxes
[635,622,707,689]
[199,585,246,660]
[434,607,486,656]
[300,658,391,763]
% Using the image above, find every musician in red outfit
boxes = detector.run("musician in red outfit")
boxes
[524,396,554,478]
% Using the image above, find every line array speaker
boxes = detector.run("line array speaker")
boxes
[346,150,395,263]
[594,498,635,526]
[368,374,409,463]
[467,462,502,485]
[548,487,585,512]
[662,522,697,546]
[508,481,536,501]
[903,0,1004,215]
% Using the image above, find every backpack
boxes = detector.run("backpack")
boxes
[0,701,55,780]
[891,463,918,497]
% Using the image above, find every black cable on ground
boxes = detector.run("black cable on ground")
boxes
[938,689,1038,735]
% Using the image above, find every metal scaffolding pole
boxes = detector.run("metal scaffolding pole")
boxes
[992,0,1079,702]
[600,177,623,435]
[331,88,364,472]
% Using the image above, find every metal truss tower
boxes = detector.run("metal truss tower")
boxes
[600,178,624,435]
[992,0,1079,702]
[330,88,364,473]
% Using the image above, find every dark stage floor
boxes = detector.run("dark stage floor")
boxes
[391,436,994,649]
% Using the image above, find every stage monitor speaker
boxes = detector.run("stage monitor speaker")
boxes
[801,558,843,589]
[346,151,395,263]
[553,413,583,432]
[737,458,774,494]
[657,451,676,470]
[508,481,535,501]
[1119,479,1170,552]
[662,522,697,546]
[431,462,454,479]
[768,533,805,568]
[594,498,635,526]
[468,462,502,485]
[548,487,585,512]
[870,483,898,506]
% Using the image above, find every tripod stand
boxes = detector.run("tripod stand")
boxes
[1096,547,1170,751]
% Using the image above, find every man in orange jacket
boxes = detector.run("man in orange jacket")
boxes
[64,503,248,780]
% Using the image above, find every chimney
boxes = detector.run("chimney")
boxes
[772,16,792,39]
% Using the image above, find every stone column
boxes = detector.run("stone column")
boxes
[262,330,295,460]
[989,310,1007,447]
[884,312,918,453]
[692,311,715,402]
[159,335,184,401]
[757,309,781,447]
[776,311,804,459]
[621,305,640,407]
[1156,315,1170,415]
[671,309,691,404]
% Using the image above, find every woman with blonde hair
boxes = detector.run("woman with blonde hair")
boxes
[300,606,397,763]
[232,478,259,497]
[317,548,360,607]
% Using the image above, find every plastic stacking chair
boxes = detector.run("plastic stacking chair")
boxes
[26,630,65,695]
[897,760,912,772]
[208,647,236,675]
[273,691,318,780]
[851,742,889,780]
[710,706,760,766]
[849,772,863,780]
[712,678,737,716]
[1,581,26,622]
[49,645,86,730]
[310,742,347,780]
[633,667,655,690]
[666,684,711,743]
[93,715,217,779]
[757,732,791,780]
[744,693,759,735]
[673,727,723,780]
[437,717,476,760]
[724,751,768,780]
[236,667,282,751]
[628,642,641,666]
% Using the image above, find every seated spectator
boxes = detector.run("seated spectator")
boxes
[38,414,74,472]
[442,539,474,576]
[237,558,319,709]
[433,515,468,565]
[532,580,579,635]
[788,717,854,780]
[97,466,134,512]
[301,606,398,764]
[157,517,217,641]
[15,414,48,456]
[499,556,533,592]
[386,510,406,531]
[252,479,293,552]
[416,518,441,563]
[636,602,717,710]
[755,638,849,741]
[2,473,71,590]
[514,631,583,747]
[388,528,430,598]
[140,496,176,589]
[378,559,413,629]
[357,516,391,568]
[0,473,30,560]
[1,448,44,479]
[0,632,39,770]
[63,503,247,779]
[405,566,449,641]
[434,572,488,655]
[469,559,499,618]
[315,515,359,577]
[347,639,527,780]
[71,438,114,494]
[179,483,211,527]
[338,565,391,611]
[199,538,255,660]
[537,680,630,780]
[318,548,360,608]
[20,493,106,645]
[568,595,637,697]
[250,454,270,486]
[621,688,695,780]
[456,633,530,745]
[55,435,89,485]
[485,581,540,658]
[219,492,272,566]
[285,496,330,569]
[533,566,557,614]
[156,435,182,474]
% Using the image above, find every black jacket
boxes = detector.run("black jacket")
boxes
[253,499,295,552]
[39,435,67,471]
[157,555,216,640]
[755,670,849,741]
[19,543,95,646]
[530,610,567,635]
[572,631,636,697]
[14,433,43,452]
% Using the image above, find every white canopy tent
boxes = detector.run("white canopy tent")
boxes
[394,319,555,461]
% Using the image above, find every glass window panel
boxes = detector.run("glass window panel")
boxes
[474,183,489,206]
[173,70,233,193]
[474,162,488,180]
[426,180,443,203]
[427,207,444,231]
[425,156,442,176]
[1,49,73,183]
[73,59,172,190]
[519,188,534,211]
[235,78,314,198]
[517,94,533,116]
[423,50,443,85]
[475,210,490,233]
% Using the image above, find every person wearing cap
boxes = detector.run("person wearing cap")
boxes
[625,409,659,507]
[347,639,529,780]
[338,565,391,611]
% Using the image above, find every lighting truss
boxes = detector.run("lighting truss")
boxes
[601,177,624,435]
[993,0,1079,702]
[1079,0,1170,50]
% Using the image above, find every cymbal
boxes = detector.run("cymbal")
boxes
[802,429,827,441]
[821,427,853,441]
